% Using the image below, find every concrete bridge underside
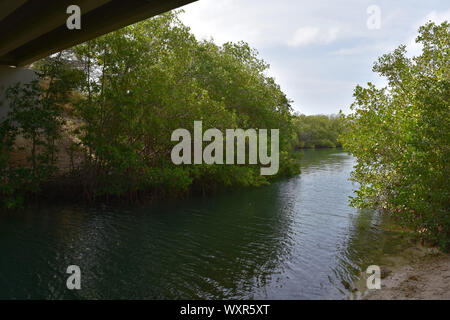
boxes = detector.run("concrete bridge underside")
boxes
[0,0,196,67]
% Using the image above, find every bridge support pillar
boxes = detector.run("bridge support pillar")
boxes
[0,66,38,120]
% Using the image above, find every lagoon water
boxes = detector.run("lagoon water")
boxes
[0,149,409,299]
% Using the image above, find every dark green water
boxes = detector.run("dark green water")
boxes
[0,149,411,299]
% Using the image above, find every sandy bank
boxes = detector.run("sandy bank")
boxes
[365,252,450,300]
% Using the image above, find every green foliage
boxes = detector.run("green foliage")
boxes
[293,114,345,148]
[0,54,82,208]
[0,81,61,208]
[1,11,301,207]
[64,11,300,200]
[341,22,450,250]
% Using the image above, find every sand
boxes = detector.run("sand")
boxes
[365,252,450,300]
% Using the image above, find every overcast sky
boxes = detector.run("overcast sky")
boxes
[179,0,449,115]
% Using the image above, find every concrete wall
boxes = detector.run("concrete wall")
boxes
[0,66,38,120]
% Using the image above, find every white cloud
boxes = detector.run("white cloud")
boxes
[406,9,450,57]
[330,42,397,56]
[179,1,450,114]
[289,27,319,47]
[180,0,357,48]
[288,26,339,47]
[422,9,450,25]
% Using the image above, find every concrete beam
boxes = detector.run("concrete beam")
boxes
[0,0,196,66]
[0,0,28,22]
[0,0,112,58]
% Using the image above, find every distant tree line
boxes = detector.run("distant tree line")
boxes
[292,114,345,149]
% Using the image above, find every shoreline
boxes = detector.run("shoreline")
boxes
[364,249,450,300]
